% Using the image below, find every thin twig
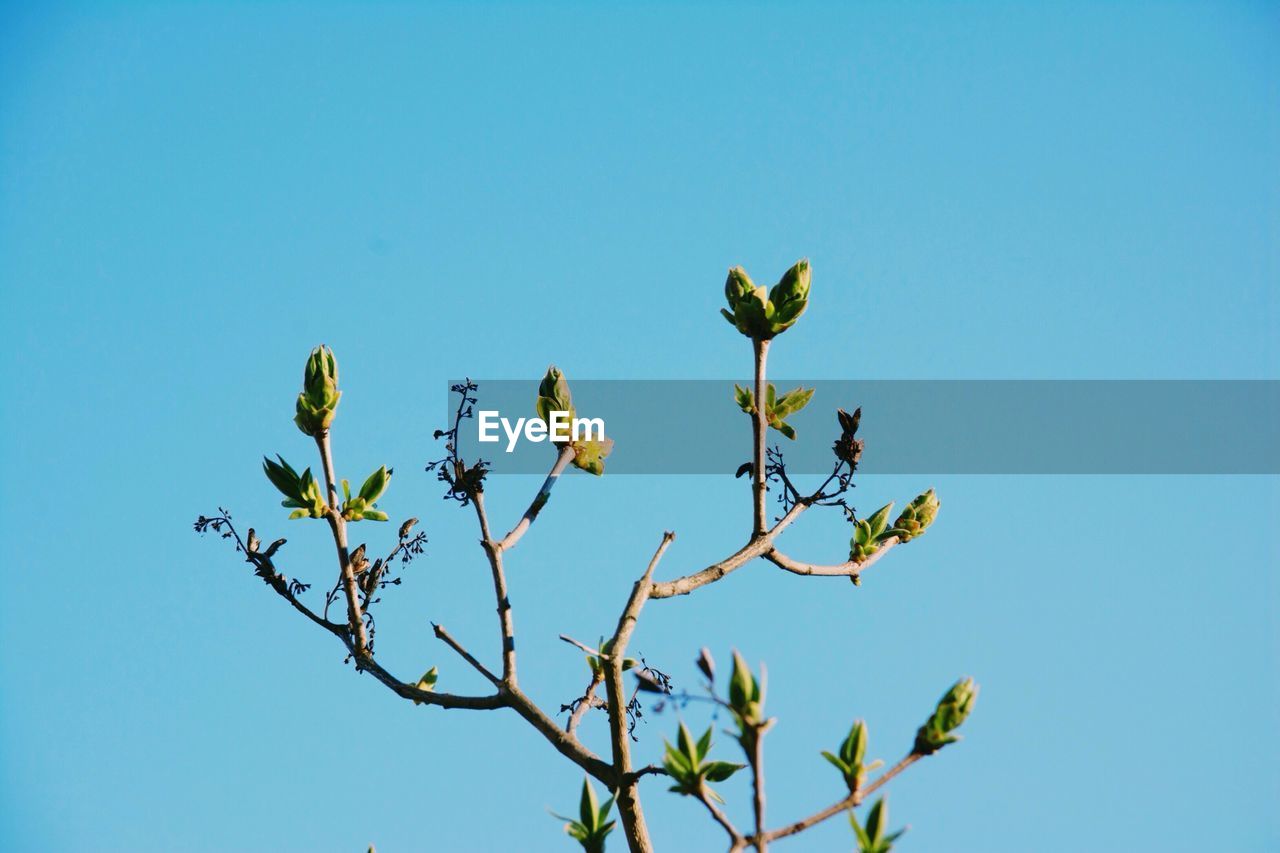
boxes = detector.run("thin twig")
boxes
[560,634,608,658]
[566,670,605,734]
[433,622,501,687]
[649,504,805,598]
[759,752,922,843]
[604,531,675,853]
[315,430,370,657]
[751,728,768,851]
[751,338,770,536]
[472,491,518,684]
[698,788,746,849]
[763,537,900,580]
[497,444,575,551]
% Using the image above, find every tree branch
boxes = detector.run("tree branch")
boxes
[471,491,518,684]
[750,728,768,851]
[751,338,770,536]
[497,444,576,551]
[604,531,674,853]
[315,430,370,657]
[432,622,502,687]
[648,504,805,599]
[697,788,746,850]
[759,752,922,843]
[566,670,605,734]
[762,537,901,580]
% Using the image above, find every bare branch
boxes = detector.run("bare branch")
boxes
[497,444,576,551]
[504,682,616,783]
[751,339,771,536]
[759,752,922,844]
[559,634,607,658]
[314,430,370,658]
[626,763,668,783]
[763,537,901,581]
[697,788,746,850]
[471,492,518,684]
[566,670,605,734]
[432,622,501,687]
[648,505,805,599]
[604,531,675,853]
[750,729,768,851]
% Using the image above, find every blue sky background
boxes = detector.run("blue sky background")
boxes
[2,2,1277,851]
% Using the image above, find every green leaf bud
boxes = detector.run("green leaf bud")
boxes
[293,345,342,436]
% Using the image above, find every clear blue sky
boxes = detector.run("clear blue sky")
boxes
[2,2,1277,851]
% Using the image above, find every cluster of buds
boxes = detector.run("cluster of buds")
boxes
[914,677,979,754]
[552,778,616,853]
[262,455,327,519]
[721,259,812,339]
[294,345,341,436]
[849,488,941,562]
[833,407,865,467]
[892,489,939,541]
[850,797,906,853]
[662,721,745,803]
[734,383,815,440]
[821,719,883,793]
[536,366,614,475]
[339,466,392,522]
[850,502,896,563]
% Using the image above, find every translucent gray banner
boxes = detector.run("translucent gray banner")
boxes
[448,380,1279,474]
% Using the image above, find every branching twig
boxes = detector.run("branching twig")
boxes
[763,537,900,582]
[497,444,576,551]
[432,622,501,687]
[757,752,922,844]
[603,532,675,853]
[315,430,370,658]
[698,788,746,850]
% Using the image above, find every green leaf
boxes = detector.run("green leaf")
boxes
[702,761,745,782]
[821,750,851,776]
[263,455,302,501]
[663,740,694,779]
[696,726,713,764]
[579,777,598,830]
[358,466,390,504]
[774,386,815,418]
[849,809,872,851]
[865,503,894,539]
[729,650,753,712]
[865,797,886,843]
[676,721,697,767]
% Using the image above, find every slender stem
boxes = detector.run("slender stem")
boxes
[752,338,770,536]
[559,634,607,657]
[315,431,369,657]
[763,537,901,580]
[649,502,805,598]
[432,622,501,687]
[604,532,674,853]
[566,670,604,734]
[472,492,518,684]
[761,753,922,843]
[498,445,575,551]
[751,729,768,851]
[697,788,745,849]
